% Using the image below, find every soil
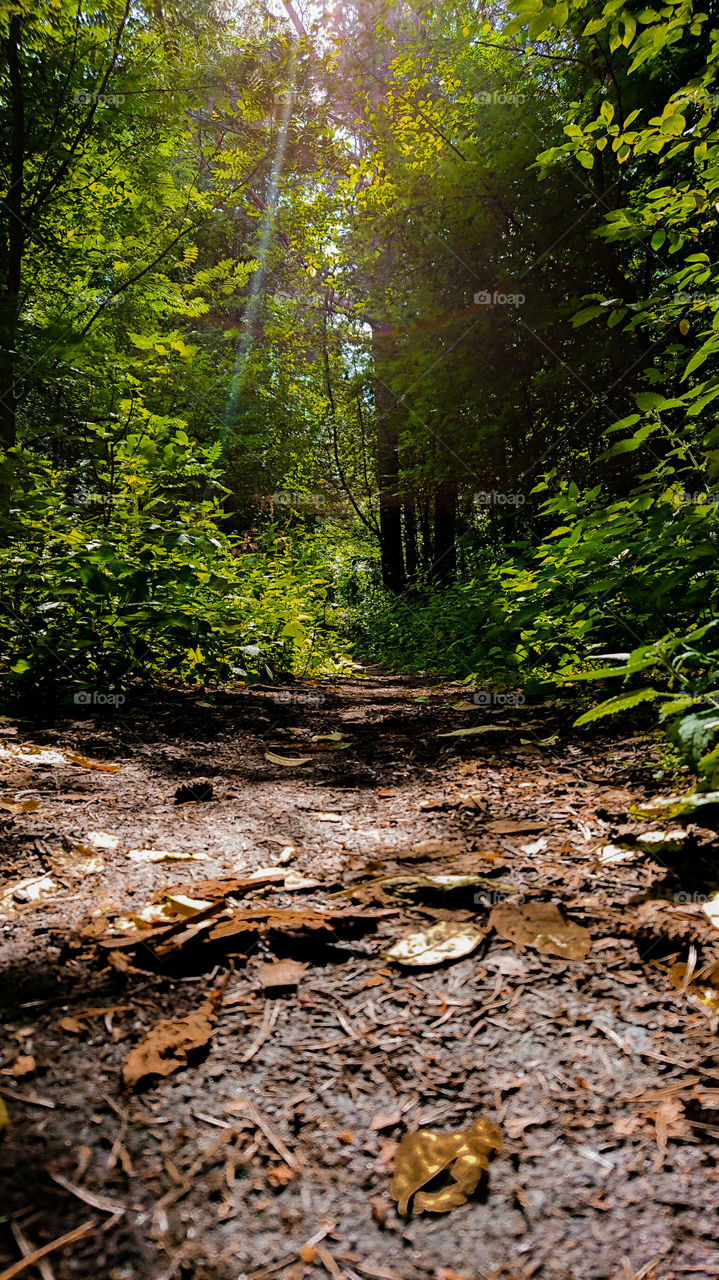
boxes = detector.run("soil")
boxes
[1,674,718,1280]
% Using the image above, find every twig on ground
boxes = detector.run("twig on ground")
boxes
[239,999,280,1063]
[9,1223,55,1280]
[0,1220,97,1280]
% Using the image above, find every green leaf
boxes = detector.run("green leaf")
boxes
[574,688,664,727]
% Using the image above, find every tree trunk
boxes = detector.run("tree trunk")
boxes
[402,488,418,582]
[419,495,432,573]
[433,478,457,585]
[0,15,26,518]
[372,326,405,594]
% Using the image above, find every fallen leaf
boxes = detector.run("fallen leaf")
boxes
[0,874,57,916]
[356,872,515,904]
[483,951,528,977]
[653,1098,690,1155]
[371,1111,401,1131]
[0,1097,8,1130]
[55,1005,132,1034]
[702,892,719,929]
[0,796,42,814]
[489,901,591,960]
[311,731,344,742]
[267,1163,297,1187]
[595,844,637,865]
[122,994,220,1089]
[504,1113,545,1139]
[11,1055,35,1078]
[264,750,312,767]
[630,790,719,821]
[51,844,104,875]
[385,920,486,967]
[484,819,548,835]
[420,792,486,812]
[438,725,512,738]
[391,1116,501,1214]
[128,847,209,863]
[520,837,548,855]
[634,829,687,855]
[255,959,307,989]
[450,701,477,711]
[0,743,65,765]
[65,750,119,772]
[668,961,719,1011]
[612,1115,643,1138]
[86,830,120,849]
[164,894,215,916]
[309,811,343,822]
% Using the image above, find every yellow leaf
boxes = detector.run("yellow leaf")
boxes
[264,750,312,767]
[391,1116,501,1214]
[385,920,486,967]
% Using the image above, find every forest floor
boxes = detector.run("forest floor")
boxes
[1,674,719,1280]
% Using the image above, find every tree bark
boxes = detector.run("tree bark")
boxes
[0,14,25,458]
[432,478,457,585]
[372,326,405,594]
[402,488,418,582]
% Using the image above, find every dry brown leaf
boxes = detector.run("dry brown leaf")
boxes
[485,818,548,835]
[86,830,120,849]
[489,901,591,961]
[653,1098,690,1155]
[391,1116,501,1215]
[64,750,119,772]
[504,1113,545,1139]
[0,796,42,814]
[255,959,307,989]
[127,847,209,863]
[371,1111,401,1131]
[385,920,486,968]
[56,1005,131,1034]
[668,961,719,1012]
[10,1055,35,1078]
[0,874,57,917]
[0,743,65,765]
[164,894,215,916]
[438,725,511,739]
[122,994,220,1089]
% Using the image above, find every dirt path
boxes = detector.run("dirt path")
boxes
[1,676,718,1280]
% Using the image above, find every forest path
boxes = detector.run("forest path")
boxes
[1,675,718,1280]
